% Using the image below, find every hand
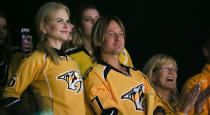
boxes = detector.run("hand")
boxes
[21,35,33,52]
[180,83,200,113]
[195,85,210,114]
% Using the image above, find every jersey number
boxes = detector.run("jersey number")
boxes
[8,74,18,87]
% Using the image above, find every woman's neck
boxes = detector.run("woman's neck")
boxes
[157,87,170,101]
[84,38,91,52]
[48,38,62,50]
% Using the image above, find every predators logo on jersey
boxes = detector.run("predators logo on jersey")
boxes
[121,84,145,111]
[57,71,83,93]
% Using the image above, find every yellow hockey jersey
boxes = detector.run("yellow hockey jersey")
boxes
[2,50,86,115]
[155,92,187,115]
[180,64,210,115]
[6,49,31,86]
[9,50,27,75]
[0,49,27,88]
[66,47,133,76]
[84,60,159,115]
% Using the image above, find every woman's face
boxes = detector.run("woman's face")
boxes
[0,17,7,45]
[101,20,125,56]
[81,8,100,38]
[152,62,177,90]
[45,9,72,42]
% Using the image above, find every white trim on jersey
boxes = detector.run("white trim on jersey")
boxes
[101,66,115,100]
[123,49,128,65]
[102,66,106,81]
[3,98,20,108]
[65,47,78,53]
[43,55,54,114]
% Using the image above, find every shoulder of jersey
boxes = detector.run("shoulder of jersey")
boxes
[22,50,46,61]
[126,65,137,71]
[139,70,148,79]
[185,73,203,84]
[65,47,83,55]
[83,67,93,80]
[23,51,34,58]
[11,48,36,59]
[123,48,127,52]
[128,66,148,79]
[122,48,129,54]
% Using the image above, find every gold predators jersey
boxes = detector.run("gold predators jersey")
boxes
[66,47,133,76]
[180,64,210,115]
[7,49,30,84]
[2,50,86,115]
[84,60,159,115]
[155,93,187,115]
[9,49,27,75]
[119,48,133,67]
[0,49,26,89]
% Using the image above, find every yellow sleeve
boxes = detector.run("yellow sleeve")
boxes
[7,51,27,85]
[2,55,43,99]
[84,69,119,114]
[9,52,26,75]
[119,48,134,67]
[180,77,198,115]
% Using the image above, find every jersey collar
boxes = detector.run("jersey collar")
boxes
[53,48,66,56]
[97,60,131,76]
[81,47,91,56]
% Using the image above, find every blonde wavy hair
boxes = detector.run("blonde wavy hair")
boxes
[35,2,70,64]
[142,53,179,108]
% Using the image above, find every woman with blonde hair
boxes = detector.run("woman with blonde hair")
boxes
[0,2,85,115]
[142,53,209,114]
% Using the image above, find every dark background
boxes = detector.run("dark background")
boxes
[0,0,209,92]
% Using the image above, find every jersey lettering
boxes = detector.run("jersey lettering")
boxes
[121,84,145,111]
[57,71,83,93]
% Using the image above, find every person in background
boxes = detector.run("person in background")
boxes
[0,10,33,88]
[181,37,210,114]
[0,2,85,115]
[142,53,210,115]
[84,15,160,115]
[65,4,133,76]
